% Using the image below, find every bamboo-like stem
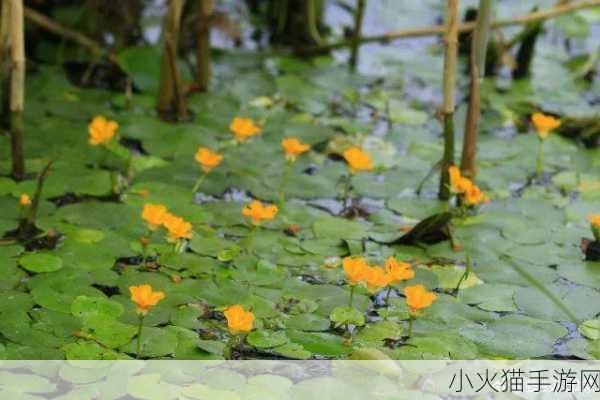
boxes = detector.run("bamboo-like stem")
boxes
[196,0,213,91]
[349,0,366,70]
[460,0,493,178]
[157,0,187,120]
[438,0,459,200]
[306,0,324,46]
[9,0,25,181]
[460,48,481,177]
[309,0,599,52]
[166,36,188,120]
[0,0,11,118]
[473,0,493,78]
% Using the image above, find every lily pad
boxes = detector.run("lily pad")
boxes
[19,253,63,273]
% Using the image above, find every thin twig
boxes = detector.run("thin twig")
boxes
[311,0,600,52]
[23,6,114,61]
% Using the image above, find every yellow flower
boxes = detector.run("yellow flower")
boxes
[224,304,255,334]
[364,266,391,292]
[129,284,165,315]
[463,184,490,206]
[242,200,278,225]
[404,284,437,314]
[343,147,373,174]
[162,212,193,241]
[282,137,310,162]
[195,147,223,172]
[591,215,600,230]
[141,203,168,230]
[384,257,414,284]
[449,166,473,194]
[88,115,118,146]
[531,112,561,139]
[230,117,261,141]
[342,256,370,285]
[19,194,31,206]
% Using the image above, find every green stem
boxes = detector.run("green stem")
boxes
[224,334,242,360]
[349,0,366,70]
[473,0,494,79]
[536,138,545,179]
[439,113,455,200]
[348,285,356,308]
[340,174,352,211]
[174,239,186,254]
[192,172,208,194]
[306,0,323,45]
[455,253,472,293]
[501,254,578,324]
[136,314,144,358]
[385,287,392,305]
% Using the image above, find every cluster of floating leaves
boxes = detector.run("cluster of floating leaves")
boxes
[0,46,599,362]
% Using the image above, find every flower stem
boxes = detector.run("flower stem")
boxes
[348,285,355,308]
[536,138,545,179]
[192,172,208,195]
[136,313,144,358]
[340,174,352,212]
[174,239,186,254]
[224,334,242,360]
[385,287,392,305]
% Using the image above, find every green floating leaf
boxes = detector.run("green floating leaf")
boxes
[116,46,162,94]
[80,315,137,349]
[460,315,566,358]
[0,177,17,195]
[286,330,352,357]
[330,306,365,328]
[71,296,124,319]
[285,313,330,332]
[271,342,312,360]
[182,384,239,400]
[63,341,123,360]
[126,373,181,400]
[586,340,600,359]
[197,340,226,356]
[430,265,483,290]
[355,321,403,346]
[120,326,177,358]
[460,283,518,312]
[579,320,600,340]
[0,371,57,394]
[19,253,63,273]
[313,217,368,240]
[246,330,289,349]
